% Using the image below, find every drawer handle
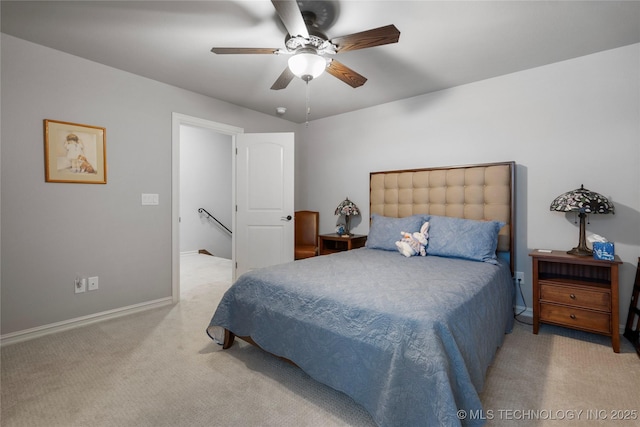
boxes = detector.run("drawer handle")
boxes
[570,314,576,320]
[569,294,576,299]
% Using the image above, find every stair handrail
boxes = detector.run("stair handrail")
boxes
[198,208,232,235]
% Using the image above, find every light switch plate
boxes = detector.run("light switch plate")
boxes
[141,193,159,205]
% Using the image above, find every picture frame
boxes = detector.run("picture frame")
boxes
[44,119,107,184]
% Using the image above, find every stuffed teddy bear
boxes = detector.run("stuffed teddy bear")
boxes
[395,221,429,257]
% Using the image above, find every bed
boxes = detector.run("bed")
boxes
[207,161,516,427]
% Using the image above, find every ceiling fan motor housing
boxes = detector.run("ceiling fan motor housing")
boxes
[285,32,334,55]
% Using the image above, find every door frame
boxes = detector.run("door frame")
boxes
[171,113,243,303]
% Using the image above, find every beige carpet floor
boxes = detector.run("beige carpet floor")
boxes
[1,253,638,427]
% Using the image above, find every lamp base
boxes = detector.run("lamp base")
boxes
[567,246,593,257]
[567,211,592,256]
[344,215,352,236]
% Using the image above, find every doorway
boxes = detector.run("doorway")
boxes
[171,113,243,302]
[180,125,232,258]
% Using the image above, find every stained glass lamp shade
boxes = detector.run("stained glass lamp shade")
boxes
[335,197,360,236]
[550,185,614,256]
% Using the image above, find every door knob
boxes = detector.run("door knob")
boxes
[281,215,292,221]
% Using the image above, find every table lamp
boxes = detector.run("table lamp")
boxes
[549,184,614,256]
[335,197,360,236]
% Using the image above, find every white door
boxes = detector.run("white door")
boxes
[235,132,294,279]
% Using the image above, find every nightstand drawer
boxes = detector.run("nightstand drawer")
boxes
[540,303,611,334]
[540,282,610,311]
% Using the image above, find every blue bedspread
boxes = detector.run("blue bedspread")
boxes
[208,248,513,427]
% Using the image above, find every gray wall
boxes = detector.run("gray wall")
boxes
[2,31,638,337]
[297,44,640,325]
[179,125,232,258]
[0,34,296,335]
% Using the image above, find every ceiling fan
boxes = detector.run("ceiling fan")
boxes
[211,0,400,90]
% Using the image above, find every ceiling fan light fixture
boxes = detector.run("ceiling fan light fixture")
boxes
[288,49,326,82]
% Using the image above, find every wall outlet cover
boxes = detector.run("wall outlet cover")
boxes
[75,277,86,293]
[88,276,99,291]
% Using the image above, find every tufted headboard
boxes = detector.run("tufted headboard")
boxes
[370,161,515,273]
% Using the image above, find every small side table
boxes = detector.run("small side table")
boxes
[530,249,622,353]
[319,234,367,255]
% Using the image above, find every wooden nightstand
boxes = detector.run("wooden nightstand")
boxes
[530,250,622,353]
[319,234,367,255]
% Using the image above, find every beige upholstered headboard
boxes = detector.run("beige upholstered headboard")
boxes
[370,161,515,273]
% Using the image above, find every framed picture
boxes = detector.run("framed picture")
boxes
[44,119,107,184]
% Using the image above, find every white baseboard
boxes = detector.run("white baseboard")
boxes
[0,297,173,346]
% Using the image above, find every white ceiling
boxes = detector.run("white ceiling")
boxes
[2,1,639,123]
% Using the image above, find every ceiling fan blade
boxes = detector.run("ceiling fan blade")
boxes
[271,67,295,90]
[211,47,280,54]
[271,0,309,39]
[326,60,367,88]
[331,24,400,53]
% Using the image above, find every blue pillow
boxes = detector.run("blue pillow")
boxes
[366,214,429,251]
[426,215,505,264]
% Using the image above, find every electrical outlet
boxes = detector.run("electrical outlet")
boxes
[515,271,525,286]
[75,276,86,294]
[88,276,99,291]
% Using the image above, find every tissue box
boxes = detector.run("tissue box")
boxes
[593,242,615,260]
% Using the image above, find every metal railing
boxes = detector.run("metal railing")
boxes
[198,208,232,235]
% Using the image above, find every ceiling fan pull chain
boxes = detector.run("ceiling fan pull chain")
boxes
[305,80,311,126]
